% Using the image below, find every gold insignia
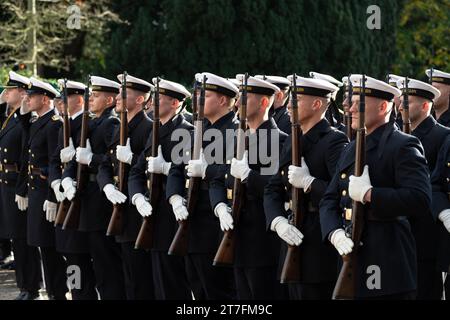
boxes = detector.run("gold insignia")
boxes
[227,189,233,200]
[52,115,61,121]
[345,208,352,220]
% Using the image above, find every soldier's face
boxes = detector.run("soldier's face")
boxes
[158,94,177,119]
[90,91,109,113]
[203,91,222,118]
[350,95,386,131]
[67,95,83,114]
[432,82,449,108]
[243,93,263,121]
[4,88,25,106]
[399,95,429,123]
[54,99,64,114]
[287,94,314,123]
[25,94,44,111]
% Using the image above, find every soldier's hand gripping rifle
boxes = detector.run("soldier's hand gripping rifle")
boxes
[213,73,249,266]
[55,79,71,226]
[134,78,163,250]
[63,75,91,230]
[280,74,304,283]
[107,72,129,236]
[332,75,367,300]
[402,77,411,134]
[168,76,206,256]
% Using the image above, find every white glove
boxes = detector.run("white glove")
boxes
[15,195,28,211]
[43,200,57,223]
[51,179,66,202]
[288,157,315,191]
[132,193,152,217]
[214,202,233,231]
[116,138,133,165]
[330,228,354,256]
[60,138,76,163]
[147,145,171,176]
[271,216,303,246]
[186,149,207,179]
[76,139,93,165]
[61,177,77,201]
[231,150,251,181]
[169,194,189,221]
[349,165,372,203]
[438,209,450,233]
[103,184,127,205]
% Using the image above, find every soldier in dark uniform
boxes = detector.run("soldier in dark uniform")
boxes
[61,76,125,300]
[48,79,97,300]
[0,72,41,300]
[397,78,450,299]
[426,69,450,127]
[212,75,288,299]
[255,75,291,135]
[387,74,404,130]
[166,72,239,299]
[430,136,450,300]
[320,74,431,300]
[127,77,193,300]
[310,72,346,134]
[264,75,348,300]
[97,74,155,300]
[19,77,68,300]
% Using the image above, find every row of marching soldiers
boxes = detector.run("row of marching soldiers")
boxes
[0,67,449,300]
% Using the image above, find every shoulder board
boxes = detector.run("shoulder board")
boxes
[52,115,61,121]
[89,113,96,119]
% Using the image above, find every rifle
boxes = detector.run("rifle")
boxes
[213,73,249,266]
[134,77,162,250]
[402,77,411,134]
[62,75,91,230]
[54,79,71,226]
[280,74,304,283]
[332,75,367,300]
[345,75,354,140]
[168,76,206,256]
[107,72,128,236]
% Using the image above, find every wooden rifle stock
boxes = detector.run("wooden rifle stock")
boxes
[333,75,367,300]
[135,77,162,250]
[107,72,129,236]
[168,77,206,256]
[55,79,71,226]
[213,73,249,266]
[402,77,411,134]
[63,76,90,230]
[280,74,304,283]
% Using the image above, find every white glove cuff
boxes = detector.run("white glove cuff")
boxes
[438,209,450,223]
[214,202,228,218]
[51,179,61,190]
[304,176,315,193]
[103,184,116,193]
[61,177,74,189]
[359,186,373,204]
[169,194,183,206]
[132,193,145,206]
[270,216,288,232]
[163,162,172,176]
[330,228,345,245]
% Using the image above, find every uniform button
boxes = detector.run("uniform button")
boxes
[29,149,31,153]
[32,154,35,158]
[281,170,285,176]
[0,179,2,183]
[225,174,228,179]
[341,173,347,179]
[447,162,450,168]
[342,190,347,196]
[3,148,7,152]
[226,160,231,164]
[447,178,450,183]
[4,169,8,173]
[3,159,6,163]
[4,180,7,185]
[27,183,30,187]
[146,157,149,161]
[110,150,114,154]
[30,175,34,180]
[186,151,190,156]
[31,186,35,190]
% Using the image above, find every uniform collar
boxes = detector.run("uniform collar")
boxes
[207,111,235,129]
[303,118,331,144]
[412,116,436,140]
